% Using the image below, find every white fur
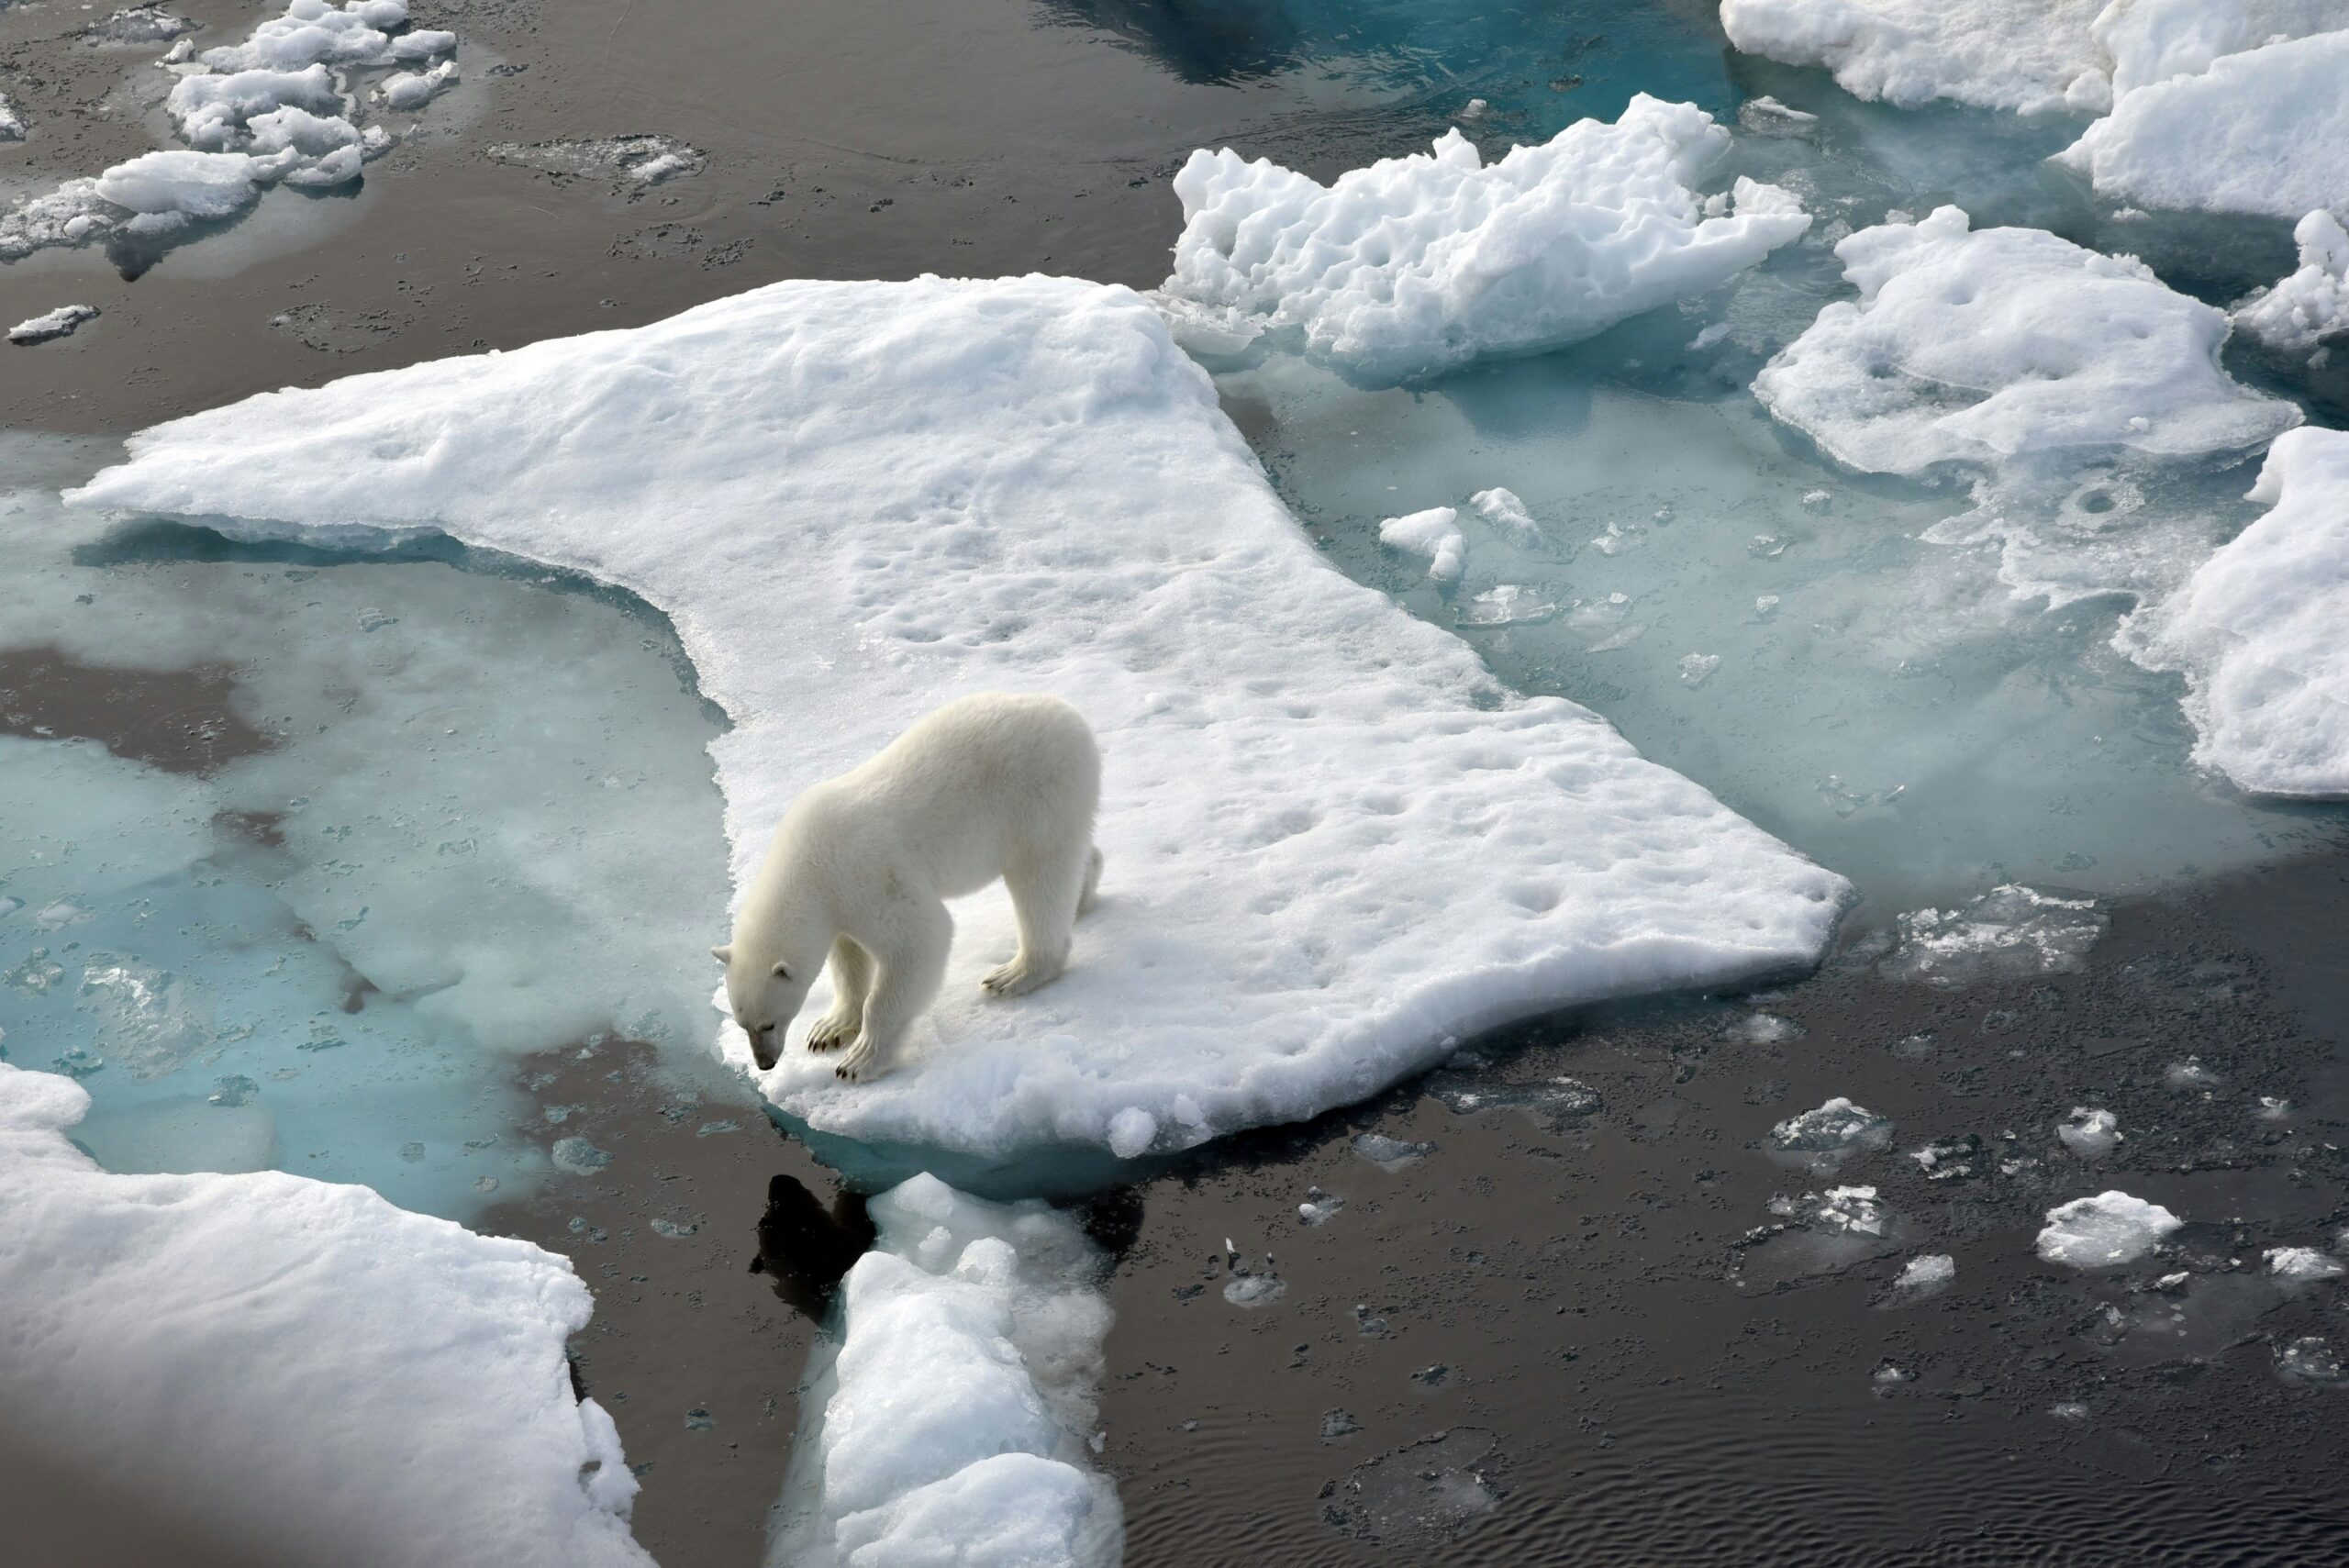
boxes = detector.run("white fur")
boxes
[714,693,1103,1082]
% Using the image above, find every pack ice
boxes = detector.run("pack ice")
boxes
[769,1174,1118,1568]
[68,276,1849,1164]
[0,1063,651,1567]
[2121,428,2349,796]
[1159,95,1810,381]
[1718,0,2112,114]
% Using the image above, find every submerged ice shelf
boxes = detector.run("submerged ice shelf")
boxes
[0,434,730,1220]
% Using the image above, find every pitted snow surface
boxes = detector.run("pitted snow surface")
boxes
[0,1063,652,1567]
[71,276,1848,1162]
[1161,96,1809,381]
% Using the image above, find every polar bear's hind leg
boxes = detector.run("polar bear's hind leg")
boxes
[805,937,873,1053]
[984,841,1093,997]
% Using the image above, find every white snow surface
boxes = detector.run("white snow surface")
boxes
[0,1063,652,1567]
[2036,1190,2183,1267]
[1162,96,1811,381]
[1755,206,2299,479]
[2121,428,2349,796]
[67,275,1850,1163]
[2055,29,2349,219]
[773,1173,1119,1568]
[1719,0,2110,115]
[1379,505,1466,583]
[2234,209,2349,356]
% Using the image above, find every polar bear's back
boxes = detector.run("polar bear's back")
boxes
[831,692,1099,896]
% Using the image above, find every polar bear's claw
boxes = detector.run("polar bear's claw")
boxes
[981,959,1055,997]
[806,1017,854,1051]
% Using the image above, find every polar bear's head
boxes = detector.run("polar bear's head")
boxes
[713,941,819,1072]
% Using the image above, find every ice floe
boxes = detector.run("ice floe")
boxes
[71,276,1851,1167]
[1892,1252,1954,1291]
[2054,29,2349,220]
[485,134,707,186]
[0,1063,651,1566]
[1161,95,1810,381]
[768,1173,1118,1568]
[2234,210,2349,358]
[1770,1095,1891,1156]
[2266,1245,2344,1281]
[1878,884,2107,987]
[1719,0,2110,115]
[1756,207,2299,484]
[8,304,99,344]
[2120,428,2349,796]
[2057,1106,2120,1157]
[2036,1190,2181,1267]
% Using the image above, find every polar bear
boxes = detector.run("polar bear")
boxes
[713,692,1103,1082]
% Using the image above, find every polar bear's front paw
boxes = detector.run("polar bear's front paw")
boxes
[806,1012,858,1052]
[834,1038,885,1083]
[981,955,1061,998]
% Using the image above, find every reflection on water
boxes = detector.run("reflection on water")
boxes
[0,434,732,1220]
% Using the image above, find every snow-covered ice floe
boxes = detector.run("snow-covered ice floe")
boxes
[1719,0,2112,116]
[2234,210,2349,359]
[2121,428,2349,797]
[1158,95,1809,381]
[2054,28,2349,220]
[68,276,1850,1168]
[8,304,99,344]
[0,1063,652,1566]
[2036,1190,2182,1267]
[768,1174,1118,1568]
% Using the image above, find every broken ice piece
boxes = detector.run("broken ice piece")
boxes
[2056,1106,2119,1157]
[2035,1191,2180,1267]
[1770,1096,1890,1155]
[1298,1187,1345,1227]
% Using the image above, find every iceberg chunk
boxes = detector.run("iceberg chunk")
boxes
[68,277,1851,1164]
[2036,1190,2181,1267]
[0,1064,652,1566]
[1163,96,1809,381]
[2233,209,2349,357]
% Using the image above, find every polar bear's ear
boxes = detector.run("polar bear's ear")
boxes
[772,962,791,980]
[710,944,733,967]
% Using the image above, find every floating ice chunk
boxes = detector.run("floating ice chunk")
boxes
[383,58,458,111]
[1323,1428,1504,1549]
[200,0,414,72]
[2036,1190,2181,1267]
[93,148,268,237]
[551,1135,612,1173]
[2120,429,2349,796]
[2235,211,2349,357]
[1719,0,2110,116]
[169,64,342,150]
[1678,652,1721,687]
[70,277,1851,1166]
[0,1065,652,1566]
[1163,96,1810,381]
[1893,1252,1954,1291]
[1380,506,1466,584]
[1223,1270,1286,1307]
[1879,884,2106,988]
[81,5,201,44]
[1105,1106,1156,1159]
[488,135,707,186]
[2164,1057,2221,1089]
[1468,486,1542,547]
[2055,31,2349,220]
[1456,584,1557,628]
[1770,1095,1890,1154]
[2266,1246,2344,1281]
[1756,207,2300,481]
[1724,1008,1800,1042]
[9,304,99,345]
[1815,1184,1886,1236]
[1736,94,1818,132]
[2057,1106,2119,1157]
[1297,1185,1345,1226]
[1353,1132,1435,1172]
[0,93,23,142]
[772,1173,1119,1568]
[2278,1336,2346,1384]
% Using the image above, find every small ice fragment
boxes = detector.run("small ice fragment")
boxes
[1353,1132,1434,1172]
[2056,1106,2119,1157]
[1379,506,1466,584]
[1457,584,1557,627]
[695,1119,739,1137]
[1456,98,1487,119]
[1321,1408,1362,1440]
[2266,1246,2343,1281]
[683,1407,714,1431]
[2035,1191,2180,1267]
[2255,1095,2291,1121]
[206,1074,258,1107]
[7,306,97,345]
[2278,1337,2345,1385]
[1752,595,1780,619]
[1467,486,1542,546]
[1815,1185,1885,1236]
[398,1140,425,1162]
[1881,885,2105,988]
[1770,1096,1890,1154]
[651,1217,698,1239]
[2050,1401,2090,1421]
[1223,1271,1286,1307]
[381,59,457,111]
[1678,652,1721,687]
[550,1136,612,1174]
[1688,321,1732,351]
[2164,1057,2220,1089]
[1725,1010,1800,1043]
[1297,1186,1344,1227]
[1894,1252,1954,1290]
[1107,1106,1157,1159]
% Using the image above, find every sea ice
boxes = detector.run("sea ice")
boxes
[1162,96,1810,381]
[2120,428,2349,796]
[1379,506,1466,584]
[2266,1246,2344,1281]
[0,1064,651,1566]
[1878,884,2106,987]
[1469,487,1542,547]
[766,1173,1119,1568]
[1755,207,2299,484]
[2036,1190,2181,1267]
[8,305,99,344]
[1814,1184,1887,1236]
[486,135,707,186]
[71,277,1851,1167]
[2054,30,2349,220]
[2057,1106,2120,1157]
[383,59,458,110]
[1770,1095,1891,1154]
[1893,1252,1954,1291]
[1353,1132,1435,1172]
[2234,211,2349,357]
[0,93,23,141]
[1719,0,2110,115]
